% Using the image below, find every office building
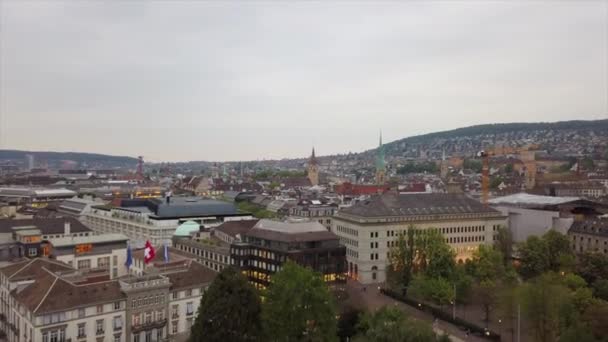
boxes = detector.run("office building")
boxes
[332,192,507,284]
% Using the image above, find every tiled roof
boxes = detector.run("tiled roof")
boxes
[215,220,259,238]
[33,277,125,314]
[0,217,91,234]
[569,219,608,237]
[166,261,216,291]
[339,192,499,218]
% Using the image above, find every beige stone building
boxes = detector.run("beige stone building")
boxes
[0,256,214,342]
[569,217,608,254]
[332,192,507,284]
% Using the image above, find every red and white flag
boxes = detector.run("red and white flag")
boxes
[144,241,156,264]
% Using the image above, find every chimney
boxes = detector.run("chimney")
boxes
[64,221,71,236]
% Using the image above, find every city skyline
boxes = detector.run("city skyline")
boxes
[0,1,606,162]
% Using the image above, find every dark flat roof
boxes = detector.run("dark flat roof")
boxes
[119,197,240,219]
[0,217,91,235]
[339,193,500,218]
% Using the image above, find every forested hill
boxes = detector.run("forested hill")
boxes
[386,120,608,148]
[0,150,138,167]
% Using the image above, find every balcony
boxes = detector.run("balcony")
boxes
[131,319,167,333]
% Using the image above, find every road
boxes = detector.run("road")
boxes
[345,280,488,342]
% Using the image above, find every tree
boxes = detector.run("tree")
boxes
[591,279,608,301]
[415,229,455,279]
[519,273,572,342]
[494,227,513,266]
[190,267,262,342]
[576,252,608,285]
[517,230,574,279]
[262,261,338,341]
[582,300,608,340]
[467,245,510,323]
[354,307,440,342]
[387,227,416,294]
[337,306,362,342]
[408,275,454,306]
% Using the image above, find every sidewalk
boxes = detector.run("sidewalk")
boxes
[345,280,486,342]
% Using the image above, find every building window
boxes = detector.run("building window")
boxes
[172,291,178,300]
[113,316,122,331]
[78,259,91,269]
[78,308,85,318]
[172,304,179,318]
[186,302,194,315]
[186,289,192,297]
[96,319,105,335]
[157,329,163,340]
[97,304,104,314]
[114,336,121,342]
[145,311,152,324]
[114,301,121,310]
[172,321,178,334]
[132,313,141,326]
[28,248,38,256]
[77,323,86,338]
[113,255,118,266]
[98,256,110,269]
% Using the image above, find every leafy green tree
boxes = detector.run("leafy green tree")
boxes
[560,323,598,342]
[519,273,573,342]
[494,227,513,266]
[190,267,262,342]
[591,279,608,301]
[387,227,416,294]
[337,306,362,342]
[415,229,456,279]
[576,252,608,284]
[354,307,440,342]
[517,230,574,279]
[582,300,608,340]
[408,275,454,306]
[504,163,514,174]
[262,261,338,342]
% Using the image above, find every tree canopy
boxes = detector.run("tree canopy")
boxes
[262,261,338,342]
[517,230,574,279]
[190,267,262,342]
[354,307,445,342]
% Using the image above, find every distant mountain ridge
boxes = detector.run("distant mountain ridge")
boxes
[383,119,608,149]
[0,150,138,166]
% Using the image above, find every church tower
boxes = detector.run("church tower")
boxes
[375,132,386,185]
[440,148,449,179]
[307,147,319,186]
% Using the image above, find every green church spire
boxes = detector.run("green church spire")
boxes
[376,130,385,171]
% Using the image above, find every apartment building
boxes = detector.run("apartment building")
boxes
[82,197,252,246]
[173,220,259,272]
[332,192,507,284]
[569,217,608,254]
[231,219,347,290]
[0,257,214,342]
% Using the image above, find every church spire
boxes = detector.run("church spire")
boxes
[375,131,386,185]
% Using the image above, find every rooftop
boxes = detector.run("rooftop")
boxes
[489,193,581,206]
[339,192,499,218]
[245,219,338,243]
[214,219,259,238]
[118,197,240,219]
[0,217,91,235]
[48,233,129,248]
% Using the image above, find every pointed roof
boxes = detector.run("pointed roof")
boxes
[309,147,318,165]
[376,132,385,171]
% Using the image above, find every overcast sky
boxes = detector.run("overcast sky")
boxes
[0,1,606,162]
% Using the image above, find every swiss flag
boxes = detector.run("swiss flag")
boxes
[144,241,156,264]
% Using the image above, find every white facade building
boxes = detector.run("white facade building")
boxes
[332,192,507,284]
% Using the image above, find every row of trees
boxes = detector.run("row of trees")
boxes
[190,262,448,342]
[386,225,608,341]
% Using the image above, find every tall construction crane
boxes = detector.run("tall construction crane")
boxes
[477,144,539,205]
